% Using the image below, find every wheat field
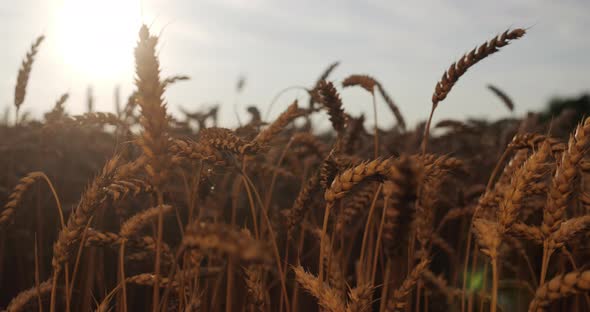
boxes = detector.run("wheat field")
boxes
[0,25,589,312]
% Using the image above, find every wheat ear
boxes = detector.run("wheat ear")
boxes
[422,28,526,154]
[386,258,430,312]
[4,279,52,312]
[529,270,590,312]
[293,265,344,312]
[487,84,514,111]
[14,35,44,118]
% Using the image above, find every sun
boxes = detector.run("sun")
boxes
[54,0,141,81]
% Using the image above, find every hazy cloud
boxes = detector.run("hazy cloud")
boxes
[1,0,588,127]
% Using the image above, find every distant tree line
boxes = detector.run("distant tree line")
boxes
[540,93,590,126]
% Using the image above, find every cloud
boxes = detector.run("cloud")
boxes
[0,0,588,126]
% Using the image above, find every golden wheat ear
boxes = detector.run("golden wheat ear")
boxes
[253,100,305,146]
[4,279,52,312]
[422,28,526,154]
[342,75,377,94]
[432,28,526,108]
[293,265,345,312]
[529,270,590,311]
[386,258,430,312]
[342,74,406,130]
[14,35,44,120]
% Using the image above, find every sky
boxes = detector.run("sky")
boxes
[1,0,589,129]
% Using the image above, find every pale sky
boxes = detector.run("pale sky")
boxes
[1,0,589,128]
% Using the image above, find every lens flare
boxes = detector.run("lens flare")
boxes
[54,0,141,81]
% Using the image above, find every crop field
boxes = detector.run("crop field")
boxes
[0,25,589,311]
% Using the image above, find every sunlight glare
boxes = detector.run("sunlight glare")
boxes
[55,0,141,81]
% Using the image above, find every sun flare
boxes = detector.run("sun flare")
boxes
[54,0,141,81]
